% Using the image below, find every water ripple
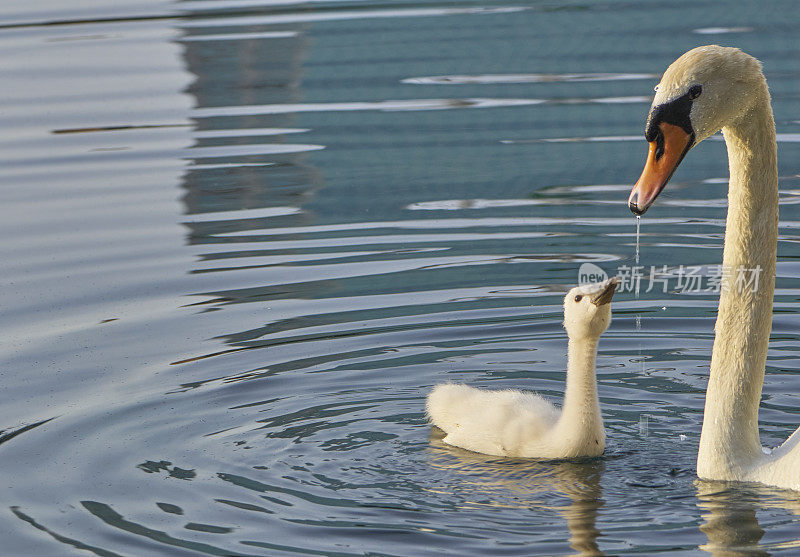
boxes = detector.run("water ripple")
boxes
[402,73,659,85]
[193,96,650,119]
[4,0,800,555]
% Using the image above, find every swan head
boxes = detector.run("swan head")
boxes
[563,278,618,339]
[628,45,768,215]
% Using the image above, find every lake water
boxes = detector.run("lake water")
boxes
[2,1,800,554]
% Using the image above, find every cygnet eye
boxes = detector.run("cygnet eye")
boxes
[574,295,583,302]
[688,84,702,99]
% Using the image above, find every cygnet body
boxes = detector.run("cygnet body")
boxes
[426,279,617,459]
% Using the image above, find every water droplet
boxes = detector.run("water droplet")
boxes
[634,216,644,375]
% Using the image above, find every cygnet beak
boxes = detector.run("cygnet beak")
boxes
[591,277,619,306]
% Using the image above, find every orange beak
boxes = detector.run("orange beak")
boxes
[628,122,693,215]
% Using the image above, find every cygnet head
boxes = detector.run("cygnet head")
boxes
[563,278,618,340]
[629,45,768,215]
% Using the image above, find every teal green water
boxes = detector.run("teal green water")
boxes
[2,1,800,554]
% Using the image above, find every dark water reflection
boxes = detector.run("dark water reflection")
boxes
[2,0,800,555]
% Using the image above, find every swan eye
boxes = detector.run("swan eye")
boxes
[653,84,659,92]
[688,84,702,99]
[574,295,583,302]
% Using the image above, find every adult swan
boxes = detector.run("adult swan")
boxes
[628,45,800,490]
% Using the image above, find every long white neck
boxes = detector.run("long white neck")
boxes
[558,336,603,436]
[697,84,778,477]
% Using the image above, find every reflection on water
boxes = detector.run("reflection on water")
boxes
[696,481,767,556]
[429,431,604,556]
[696,480,800,555]
[2,0,800,555]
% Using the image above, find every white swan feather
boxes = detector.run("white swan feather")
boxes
[630,46,800,490]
